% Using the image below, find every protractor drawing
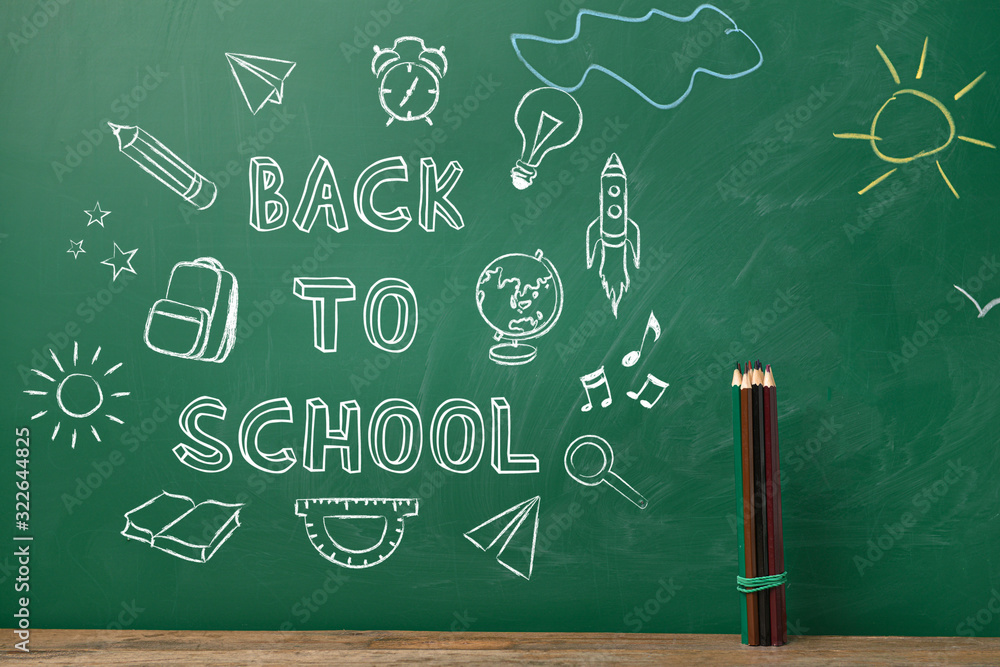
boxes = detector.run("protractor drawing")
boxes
[294,497,419,569]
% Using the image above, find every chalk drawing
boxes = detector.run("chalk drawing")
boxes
[295,497,419,569]
[564,434,648,509]
[100,242,137,281]
[511,5,763,110]
[372,37,448,126]
[476,249,564,366]
[622,312,660,367]
[465,496,540,580]
[835,38,994,199]
[587,153,640,317]
[511,87,583,190]
[627,373,669,409]
[23,341,128,449]
[954,284,1000,318]
[67,240,85,259]
[84,202,111,227]
[144,257,238,363]
[122,490,243,563]
[226,52,297,115]
[579,366,613,412]
[293,277,357,352]
[108,122,217,209]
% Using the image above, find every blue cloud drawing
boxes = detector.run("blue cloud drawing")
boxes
[511,5,764,110]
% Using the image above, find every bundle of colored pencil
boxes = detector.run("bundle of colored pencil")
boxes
[732,361,786,646]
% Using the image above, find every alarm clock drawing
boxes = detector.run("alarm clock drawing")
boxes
[371,36,448,126]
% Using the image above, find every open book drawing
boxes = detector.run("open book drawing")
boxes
[122,491,244,563]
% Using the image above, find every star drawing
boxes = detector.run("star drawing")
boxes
[101,243,137,280]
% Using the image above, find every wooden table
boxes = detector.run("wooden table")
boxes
[5,630,998,665]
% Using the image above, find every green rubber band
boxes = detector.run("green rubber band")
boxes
[736,572,787,594]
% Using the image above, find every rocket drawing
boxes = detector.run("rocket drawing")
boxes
[586,153,640,317]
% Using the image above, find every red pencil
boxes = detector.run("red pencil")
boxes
[768,367,788,644]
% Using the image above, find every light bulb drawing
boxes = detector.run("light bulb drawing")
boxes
[23,341,129,448]
[834,37,995,199]
[511,87,583,190]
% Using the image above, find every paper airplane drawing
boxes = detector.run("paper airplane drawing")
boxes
[464,496,540,580]
[226,52,297,114]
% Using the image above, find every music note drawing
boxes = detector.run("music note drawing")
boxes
[627,373,668,409]
[622,312,660,367]
[579,366,613,412]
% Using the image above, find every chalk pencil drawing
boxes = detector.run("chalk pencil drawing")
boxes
[491,397,540,474]
[511,87,583,190]
[587,153,640,317]
[564,434,648,509]
[429,399,486,473]
[108,122,217,209]
[122,491,243,563]
[372,36,448,126]
[23,341,129,449]
[834,38,994,199]
[476,249,563,366]
[144,257,238,363]
[464,496,540,580]
[100,242,137,281]
[622,312,660,367]
[293,277,357,352]
[248,156,289,231]
[295,497,419,569]
[67,240,85,259]
[364,278,418,353]
[627,373,669,409]
[225,52,297,115]
[579,366,613,412]
[511,5,763,110]
[954,284,1000,318]
[84,202,111,227]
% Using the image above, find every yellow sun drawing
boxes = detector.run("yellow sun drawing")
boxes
[835,37,995,199]
[23,342,129,448]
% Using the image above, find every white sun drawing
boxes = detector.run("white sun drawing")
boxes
[23,342,130,448]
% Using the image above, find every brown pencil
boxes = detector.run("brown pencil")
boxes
[753,363,769,645]
[769,366,788,644]
[740,365,757,644]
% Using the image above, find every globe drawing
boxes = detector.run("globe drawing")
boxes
[476,249,563,365]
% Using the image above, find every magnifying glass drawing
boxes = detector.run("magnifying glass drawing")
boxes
[564,435,648,509]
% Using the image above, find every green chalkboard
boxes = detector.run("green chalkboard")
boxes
[2,0,999,637]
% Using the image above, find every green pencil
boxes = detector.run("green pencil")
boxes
[732,364,748,644]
